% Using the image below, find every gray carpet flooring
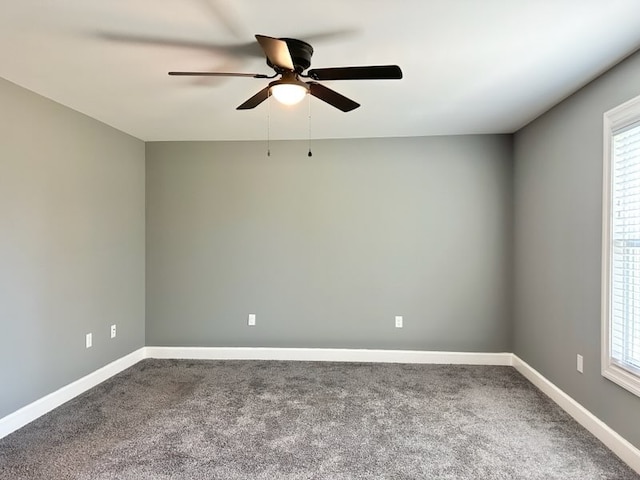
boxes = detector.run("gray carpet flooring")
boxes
[0,360,638,479]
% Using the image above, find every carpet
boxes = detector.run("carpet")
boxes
[0,359,638,479]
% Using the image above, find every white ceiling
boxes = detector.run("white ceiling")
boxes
[2,0,640,141]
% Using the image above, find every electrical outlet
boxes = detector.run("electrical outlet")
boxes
[395,316,403,328]
[110,324,117,339]
[248,314,256,326]
[577,354,583,373]
[86,333,92,349]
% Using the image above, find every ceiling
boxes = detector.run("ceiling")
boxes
[2,1,640,142]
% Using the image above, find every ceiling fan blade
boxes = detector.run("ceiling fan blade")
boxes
[255,34,294,71]
[236,86,271,110]
[296,29,357,44]
[309,82,360,112]
[169,71,269,78]
[307,65,403,81]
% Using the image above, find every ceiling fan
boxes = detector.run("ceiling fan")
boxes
[169,34,403,112]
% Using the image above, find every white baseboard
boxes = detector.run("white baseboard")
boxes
[512,355,640,475]
[145,346,513,365]
[0,348,145,440]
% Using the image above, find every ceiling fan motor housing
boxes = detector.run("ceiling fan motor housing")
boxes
[266,38,314,73]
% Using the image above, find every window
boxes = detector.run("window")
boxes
[602,93,640,397]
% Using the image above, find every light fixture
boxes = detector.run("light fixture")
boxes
[269,73,309,106]
[271,83,308,105]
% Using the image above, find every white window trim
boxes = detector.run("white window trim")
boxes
[602,93,640,398]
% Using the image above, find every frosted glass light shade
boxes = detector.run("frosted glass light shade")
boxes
[271,83,308,105]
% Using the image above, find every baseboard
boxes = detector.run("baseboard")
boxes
[145,346,513,365]
[512,355,640,475]
[0,347,146,440]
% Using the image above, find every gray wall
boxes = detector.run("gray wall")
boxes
[146,136,513,351]
[0,78,146,418]
[513,49,640,448]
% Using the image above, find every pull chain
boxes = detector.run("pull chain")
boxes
[307,92,313,157]
[267,90,271,157]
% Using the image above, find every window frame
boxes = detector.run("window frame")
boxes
[602,93,640,398]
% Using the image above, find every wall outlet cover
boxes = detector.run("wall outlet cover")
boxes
[248,314,256,326]
[577,354,584,374]
[110,324,117,339]
[395,316,403,328]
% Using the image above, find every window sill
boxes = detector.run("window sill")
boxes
[602,362,640,398]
